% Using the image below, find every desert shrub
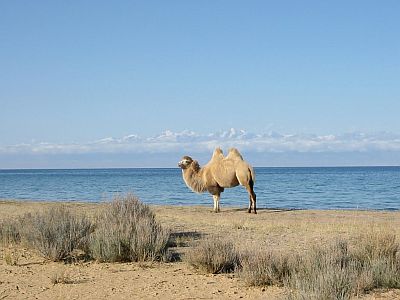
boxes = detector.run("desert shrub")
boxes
[185,236,240,274]
[22,206,93,261]
[354,231,400,290]
[287,235,400,300]
[0,219,21,246]
[50,267,74,285]
[239,241,355,299]
[239,249,299,287]
[89,194,170,262]
[286,240,354,300]
[3,247,20,265]
[369,257,400,289]
[353,231,399,264]
[234,233,400,300]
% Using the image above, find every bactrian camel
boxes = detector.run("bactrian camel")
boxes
[178,148,257,213]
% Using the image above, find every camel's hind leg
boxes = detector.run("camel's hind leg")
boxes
[238,170,257,214]
[245,180,257,214]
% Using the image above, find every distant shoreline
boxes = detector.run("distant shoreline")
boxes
[1,198,399,212]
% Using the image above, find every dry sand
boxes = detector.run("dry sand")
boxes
[1,200,400,299]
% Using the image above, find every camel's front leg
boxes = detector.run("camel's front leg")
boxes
[212,194,220,213]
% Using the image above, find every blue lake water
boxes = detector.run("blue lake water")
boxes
[0,167,399,210]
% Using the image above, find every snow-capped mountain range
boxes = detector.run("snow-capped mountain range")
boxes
[2,128,400,155]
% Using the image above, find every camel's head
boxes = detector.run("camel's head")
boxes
[178,156,193,169]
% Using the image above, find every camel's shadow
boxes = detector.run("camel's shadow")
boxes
[223,207,302,214]
[169,231,203,241]
[167,231,204,262]
[168,231,203,247]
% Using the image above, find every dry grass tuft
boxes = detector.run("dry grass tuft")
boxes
[50,267,74,285]
[22,206,93,261]
[353,231,400,293]
[3,247,20,266]
[185,236,240,274]
[89,194,170,262]
[0,219,21,246]
[237,232,400,300]
[0,195,170,264]
[1,206,93,262]
[287,240,355,300]
[231,218,250,230]
[239,249,299,287]
[354,231,399,263]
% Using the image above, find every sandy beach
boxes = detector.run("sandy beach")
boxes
[1,200,400,299]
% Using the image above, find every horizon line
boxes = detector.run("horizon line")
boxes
[1,165,400,171]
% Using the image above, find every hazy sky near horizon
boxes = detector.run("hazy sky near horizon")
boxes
[1,1,400,167]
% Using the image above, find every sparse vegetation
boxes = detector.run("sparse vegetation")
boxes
[0,218,21,246]
[0,195,171,264]
[185,230,400,299]
[1,206,92,262]
[231,218,250,230]
[286,240,357,300]
[89,194,170,262]
[1,200,399,299]
[239,249,298,287]
[22,206,93,261]
[3,247,20,266]
[185,236,240,274]
[50,267,74,285]
[285,233,400,299]
[236,232,400,300]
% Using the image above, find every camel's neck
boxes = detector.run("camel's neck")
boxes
[182,166,207,193]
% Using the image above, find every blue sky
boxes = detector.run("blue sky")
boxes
[1,1,399,168]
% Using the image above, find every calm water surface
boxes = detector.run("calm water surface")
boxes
[0,167,399,210]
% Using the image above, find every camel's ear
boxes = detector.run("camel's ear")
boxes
[192,160,201,171]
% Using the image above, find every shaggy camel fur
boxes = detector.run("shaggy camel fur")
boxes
[178,148,257,213]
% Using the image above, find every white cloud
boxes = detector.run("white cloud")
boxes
[1,129,400,155]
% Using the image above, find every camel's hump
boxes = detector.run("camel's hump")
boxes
[211,147,224,160]
[226,148,244,160]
